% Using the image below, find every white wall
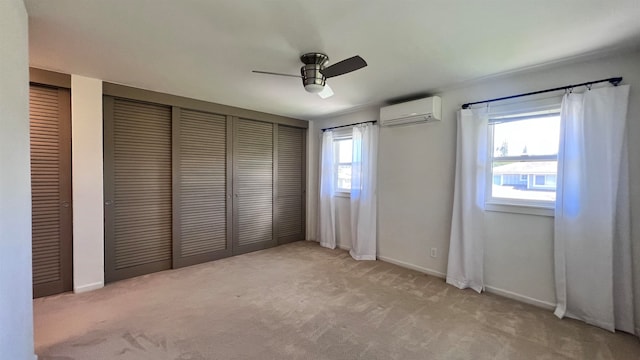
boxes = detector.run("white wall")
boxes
[71,75,104,293]
[306,121,318,241]
[0,0,35,358]
[308,49,640,310]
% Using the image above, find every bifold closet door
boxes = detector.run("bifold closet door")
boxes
[233,118,275,254]
[276,125,306,244]
[29,85,73,298]
[104,98,172,282]
[172,109,232,268]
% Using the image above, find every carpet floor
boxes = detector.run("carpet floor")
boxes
[34,241,640,360]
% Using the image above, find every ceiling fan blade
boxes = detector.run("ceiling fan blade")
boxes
[252,70,301,78]
[320,55,367,78]
[318,84,334,99]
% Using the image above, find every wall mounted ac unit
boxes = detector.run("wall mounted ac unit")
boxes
[379,96,442,126]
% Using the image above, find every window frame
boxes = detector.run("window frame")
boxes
[484,98,562,216]
[333,132,352,197]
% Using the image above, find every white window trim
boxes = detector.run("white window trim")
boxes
[484,97,561,216]
[485,203,554,217]
[333,133,352,196]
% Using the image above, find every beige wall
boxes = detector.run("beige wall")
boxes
[0,0,35,358]
[307,49,640,311]
[71,75,104,293]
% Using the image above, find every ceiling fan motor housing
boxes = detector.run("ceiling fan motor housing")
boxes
[300,53,328,93]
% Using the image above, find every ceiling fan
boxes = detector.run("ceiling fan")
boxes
[252,53,367,99]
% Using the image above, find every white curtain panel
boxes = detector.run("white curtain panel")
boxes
[446,108,488,293]
[554,85,635,334]
[350,124,379,260]
[318,130,336,249]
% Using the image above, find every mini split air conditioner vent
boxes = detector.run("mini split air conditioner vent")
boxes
[379,96,442,127]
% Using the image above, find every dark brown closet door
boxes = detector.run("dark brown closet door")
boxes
[172,108,232,268]
[104,98,172,282]
[29,85,73,298]
[233,118,275,254]
[276,125,306,244]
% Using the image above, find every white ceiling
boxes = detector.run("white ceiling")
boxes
[26,0,640,120]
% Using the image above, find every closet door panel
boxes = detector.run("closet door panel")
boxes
[233,118,275,254]
[30,85,73,297]
[173,108,232,267]
[104,98,172,282]
[276,125,306,244]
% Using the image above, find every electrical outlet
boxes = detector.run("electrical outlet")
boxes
[430,248,437,258]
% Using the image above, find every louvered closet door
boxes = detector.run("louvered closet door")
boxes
[233,118,276,254]
[276,125,306,244]
[173,109,232,268]
[29,85,72,298]
[104,98,172,282]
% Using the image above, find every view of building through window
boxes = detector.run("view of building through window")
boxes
[490,113,560,204]
[335,139,352,192]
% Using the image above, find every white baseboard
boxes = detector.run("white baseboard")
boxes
[377,255,555,311]
[377,255,446,279]
[484,285,555,310]
[74,281,104,294]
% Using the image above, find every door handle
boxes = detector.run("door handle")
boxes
[61,201,70,208]
[105,200,113,206]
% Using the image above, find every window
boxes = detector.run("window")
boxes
[334,138,352,193]
[487,101,561,210]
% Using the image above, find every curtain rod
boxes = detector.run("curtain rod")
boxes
[461,77,622,109]
[321,120,377,132]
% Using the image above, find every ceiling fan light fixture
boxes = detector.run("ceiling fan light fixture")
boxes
[301,61,326,94]
[304,83,325,93]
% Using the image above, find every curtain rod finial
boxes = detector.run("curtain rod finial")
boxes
[609,77,622,86]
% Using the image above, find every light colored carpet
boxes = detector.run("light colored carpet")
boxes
[34,241,639,360]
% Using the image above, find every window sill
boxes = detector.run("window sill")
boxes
[334,191,351,198]
[485,203,554,217]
